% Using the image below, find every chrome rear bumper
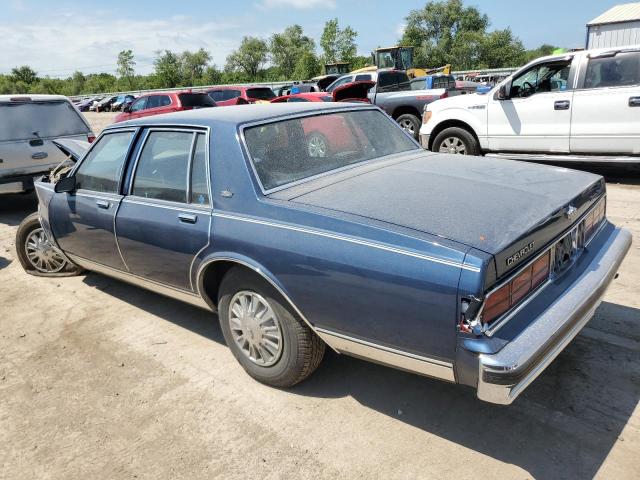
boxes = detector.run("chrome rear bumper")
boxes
[477,225,632,405]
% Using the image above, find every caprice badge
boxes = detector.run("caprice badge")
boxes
[506,241,535,267]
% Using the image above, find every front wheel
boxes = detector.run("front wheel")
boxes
[432,127,481,156]
[395,114,421,139]
[218,267,325,387]
[15,212,82,277]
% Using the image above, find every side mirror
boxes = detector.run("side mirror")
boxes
[123,104,131,113]
[497,82,511,100]
[54,175,76,193]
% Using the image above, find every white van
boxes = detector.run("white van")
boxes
[0,95,94,194]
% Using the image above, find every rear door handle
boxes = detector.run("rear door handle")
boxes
[96,200,110,209]
[178,213,197,224]
[31,151,48,160]
[554,100,570,110]
[629,97,640,107]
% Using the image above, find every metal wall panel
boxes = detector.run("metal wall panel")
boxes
[587,21,640,48]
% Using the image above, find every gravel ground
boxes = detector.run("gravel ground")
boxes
[0,120,638,479]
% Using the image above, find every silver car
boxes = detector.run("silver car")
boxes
[0,95,94,194]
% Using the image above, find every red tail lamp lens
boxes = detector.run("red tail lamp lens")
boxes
[483,251,551,324]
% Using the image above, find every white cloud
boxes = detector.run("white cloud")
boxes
[395,23,406,38]
[0,12,255,77]
[260,0,336,9]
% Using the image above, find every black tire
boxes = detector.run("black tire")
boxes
[15,212,82,277]
[432,127,481,156]
[218,267,325,387]
[395,113,421,139]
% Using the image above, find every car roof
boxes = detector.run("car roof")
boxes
[0,94,72,102]
[109,102,375,129]
[207,85,272,91]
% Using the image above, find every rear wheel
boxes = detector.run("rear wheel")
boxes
[218,267,325,387]
[15,212,82,277]
[432,127,480,156]
[395,114,421,139]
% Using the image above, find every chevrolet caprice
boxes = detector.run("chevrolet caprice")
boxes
[16,103,632,404]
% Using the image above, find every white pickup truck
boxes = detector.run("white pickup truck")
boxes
[420,46,640,163]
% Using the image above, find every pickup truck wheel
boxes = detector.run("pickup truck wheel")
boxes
[218,267,325,387]
[432,127,480,156]
[15,212,82,277]
[396,114,421,139]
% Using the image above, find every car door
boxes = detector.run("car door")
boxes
[139,94,173,118]
[487,58,575,152]
[571,49,640,154]
[49,129,136,270]
[115,129,210,291]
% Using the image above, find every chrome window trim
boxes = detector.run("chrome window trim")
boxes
[480,195,607,337]
[211,210,480,272]
[123,197,212,214]
[237,106,422,196]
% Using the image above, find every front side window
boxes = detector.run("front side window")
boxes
[130,97,148,112]
[132,131,193,202]
[244,110,419,191]
[75,131,133,193]
[584,51,640,89]
[510,60,572,98]
[326,76,352,92]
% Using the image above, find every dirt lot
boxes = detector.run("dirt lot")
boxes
[1,126,639,478]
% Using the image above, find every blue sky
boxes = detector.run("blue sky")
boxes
[0,0,627,76]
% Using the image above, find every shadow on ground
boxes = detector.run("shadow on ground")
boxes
[0,192,38,226]
[80,272,640,480]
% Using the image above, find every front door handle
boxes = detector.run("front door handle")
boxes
[629,96,640,107]
[96,200,110,209]
[554,100,570,110]
[178,213,197,224]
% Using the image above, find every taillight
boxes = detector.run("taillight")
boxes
[482,250,551,324]
[584,197,606,243]
[440,91,449,99]
[87,133,96,143]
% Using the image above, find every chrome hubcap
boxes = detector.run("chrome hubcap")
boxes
[399,119,415,135]
[307,135,327,158]
[229,291,283,367]
[439,137,467,155]
[25,227,66,273]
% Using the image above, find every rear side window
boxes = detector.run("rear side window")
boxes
[178,93,216,108]
[75,131,133,193]
[287,97,309,102]
[355,74,371,81]
[410,79,425,90]
[132,131,193,203]
[146,95,171,109]
[0,100,89,142]
[208,90,241,101]
[246,88,276,100]
[584,51,640,89]
[190,134,210,206]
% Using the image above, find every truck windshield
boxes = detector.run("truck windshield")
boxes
[0,100,89,142]
[244,109,419,191]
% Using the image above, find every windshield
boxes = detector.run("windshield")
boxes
[246,88,276,100]
[0,100,89,142]
[244,109,418,191]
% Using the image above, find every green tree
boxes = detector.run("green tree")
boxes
[11,65,38,85]
[320,19,359,65]
[480,29,525,68]
[270,25,315,79]
[225,36,269,80]
[71,71,86,95]
[293,51,321,80]
[202,65,223,85]
[525,44,558,63]
[117,50,136,89]
[181,48,212,85]
[401,0,488,67]
[153,50,183,88]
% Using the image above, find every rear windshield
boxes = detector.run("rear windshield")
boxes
[208,90,241,102]
[244,109,418,191]
[178,93,216,108]
[246,88,276,100]
[0,100,89,142]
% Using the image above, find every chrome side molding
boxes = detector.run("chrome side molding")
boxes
[315,328,456,382]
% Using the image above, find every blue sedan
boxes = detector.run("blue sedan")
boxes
[17,103,631,404]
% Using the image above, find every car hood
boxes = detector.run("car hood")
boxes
[52,138,90,161]
[283,152,603,257]
[429,92,486,111]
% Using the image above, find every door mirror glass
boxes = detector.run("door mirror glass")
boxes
[54,175,76,193]
[497,83,509,100]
